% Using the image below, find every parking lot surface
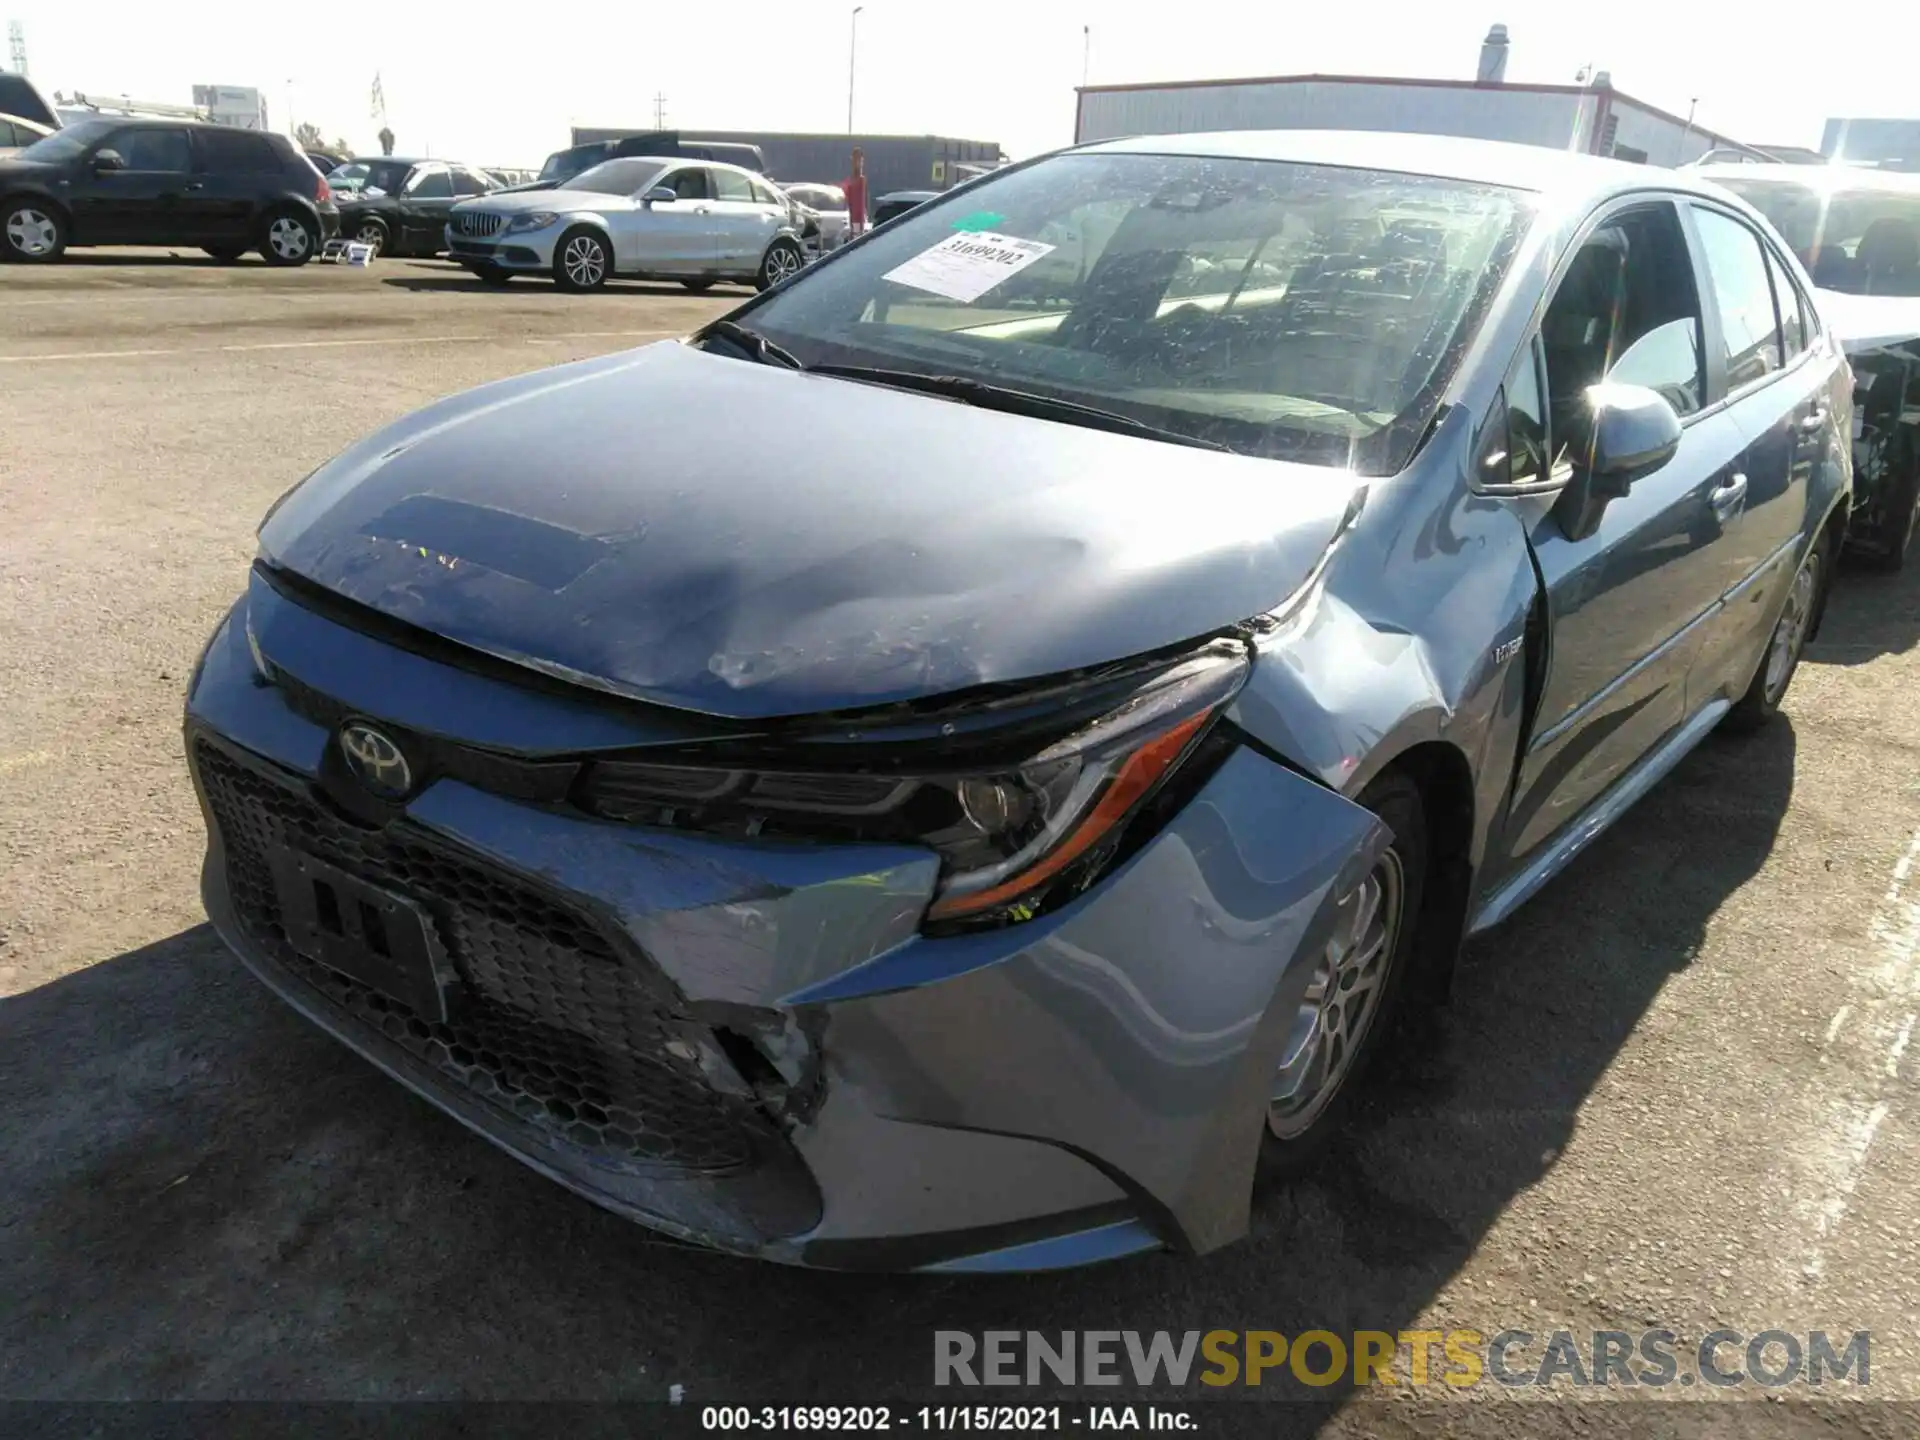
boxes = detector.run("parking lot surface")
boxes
[2,254,1917,1433]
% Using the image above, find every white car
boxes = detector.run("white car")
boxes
[781,183,851,254]
[445,156,807,293]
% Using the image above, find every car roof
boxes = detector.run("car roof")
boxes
[1074,129,1705,200]
[345,154,432,167]
[1694,161,1920,196]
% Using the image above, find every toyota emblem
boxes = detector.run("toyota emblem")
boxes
[338,722,414,799]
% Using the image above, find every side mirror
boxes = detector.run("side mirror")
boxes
[642,186,677,207]
[1552,382,1683,542]
[1578,381,1682,498]
[92,149,126,173]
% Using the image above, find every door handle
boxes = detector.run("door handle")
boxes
[1709,473,1748,516]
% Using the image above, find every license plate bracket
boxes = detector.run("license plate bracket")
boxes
[268,850,452,1024]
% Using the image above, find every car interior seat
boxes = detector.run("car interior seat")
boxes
[1541,227,1631,455]
[1856,217,1920,296]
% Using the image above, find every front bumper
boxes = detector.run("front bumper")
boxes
[446,227,555,269]
[184,578,1382,1270]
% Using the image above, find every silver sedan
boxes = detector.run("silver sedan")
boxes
[444,156,808,293]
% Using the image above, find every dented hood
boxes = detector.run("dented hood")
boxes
[1816,288,1920,356]
[258,342,1362,720]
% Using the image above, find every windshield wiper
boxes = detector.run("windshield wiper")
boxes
[799,364,1238,453]
[701,320,804,370]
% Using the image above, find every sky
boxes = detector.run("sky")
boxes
[8,0,1918,171]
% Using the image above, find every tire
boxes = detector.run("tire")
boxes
[351,218,389,257]
[202,245,246,263]
[1,197,67,262]
[1261,768,1428,1175]
[1723,534,1827,733]
[259,209,318,266]
[680,278,716,292]
[755,238,803,292]
[552,226,610,292]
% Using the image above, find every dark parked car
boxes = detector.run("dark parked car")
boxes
[186,130,1847,1272]
[522,134,772,192]
[0,118,338,264]
[1701,162,1920,566]
[305,149,348,177]
[870,188,936,226]
[326,156,498,257]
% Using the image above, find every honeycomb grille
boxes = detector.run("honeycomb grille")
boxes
[195,739,776,1174]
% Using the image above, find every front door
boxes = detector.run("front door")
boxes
[67,125,195,245]
[622,165,718,275]
[397,165,456,251]
[1497,200,1749,871]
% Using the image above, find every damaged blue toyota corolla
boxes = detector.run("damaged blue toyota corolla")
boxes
[186,131,1850,1271]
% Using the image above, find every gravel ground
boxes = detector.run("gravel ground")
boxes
[1,253,1916,1437]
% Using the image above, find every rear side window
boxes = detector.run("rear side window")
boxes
[197,128,279,174]
[712,168,754,202]
[750,179,783,207]
[407,168,453,198]
[450,167,492,196]
[1764,247,1809,360]
[1691,207,1784,388]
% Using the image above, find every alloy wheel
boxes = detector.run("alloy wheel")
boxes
[268,217,310,261]
[1267,848,1405,1141]
[355,223,385,255]
[1764,551,1819,702]
[563,235,606,288]
[765,245,801,284]
[6,207,56,257]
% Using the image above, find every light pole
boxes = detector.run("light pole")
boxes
[847,5,863,135]
[1082,25,1091,88]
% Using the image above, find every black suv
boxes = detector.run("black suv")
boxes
[0,118,339,265]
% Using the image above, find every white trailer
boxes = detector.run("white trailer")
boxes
[1074,73,1762,169]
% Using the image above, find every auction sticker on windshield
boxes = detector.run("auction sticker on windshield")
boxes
[882,230,1056,303]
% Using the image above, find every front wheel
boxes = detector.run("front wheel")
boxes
[755,239,803,292]
[259,210,317,266]
[1,199,66,262]
[553,226,610,291]
[1723,537,1825,733]
[1262,769,1427,1174]
[352,219,389,257]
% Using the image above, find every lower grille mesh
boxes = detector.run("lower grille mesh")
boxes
[195,740,777,1174]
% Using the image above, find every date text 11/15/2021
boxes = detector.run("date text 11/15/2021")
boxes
[701,1406,1193,1431]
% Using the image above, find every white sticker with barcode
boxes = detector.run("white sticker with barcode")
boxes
[881,230,1056,303]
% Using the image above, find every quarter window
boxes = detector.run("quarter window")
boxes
[1691,207,1784,388]
[712,168,755,203]
[1505,343,1549,485]
[197,128,278,173]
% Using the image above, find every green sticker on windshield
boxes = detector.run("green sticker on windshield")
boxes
[951,211,1005,233]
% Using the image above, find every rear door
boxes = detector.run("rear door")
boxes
[708,167,781,274]
[1497,198,1753,869]
[70,126,196,245]
[1682,204,1844,704]
[622,165,718,274]
[189,127,281,246]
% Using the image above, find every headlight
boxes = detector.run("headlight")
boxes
[578,640,1250,930]
[504,212,557,234]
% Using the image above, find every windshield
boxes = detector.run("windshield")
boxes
[16,118,112,164]
[743,151,1529,474]
[328,160,410,195]
[538,145,604,183]
[563,158,668,195]
[1718,177,1920,295]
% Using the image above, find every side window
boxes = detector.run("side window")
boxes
[1539,203,1706,466]
[0,122,18,146]
[749,179,783,207]
[406,168,453,198]
[197,129,277,174]
[449,168,490,197]
[669,167,712,201]
[712,168,754,203]
[1764,247,1808,360]
[1691,207,1783,388]
[115,128,191,173]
